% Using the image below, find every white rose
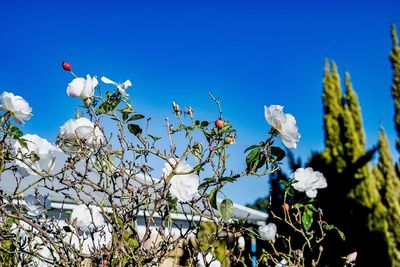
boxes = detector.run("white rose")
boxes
[24,194,51,217]
[264,105,300,149]
[101,76,132,97]
[67,74,98,100]
[258,223,277,241]
[291,167,327,198]
[67,223,112,254]
[196,253,221,267]
[30,236,54,267]
[59,117,104,148]
[0,92,32,124]
[275,259,288,267]
[70,204,105,232]
[163,159,199,202]
[237,236,245,250]
[14,134,66,176]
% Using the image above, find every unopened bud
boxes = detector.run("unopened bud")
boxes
[224,135,235,145]
[185,106,194,117]
[172,101,181,114]
[238,236,245,250]
[282,203,290,212]
[346,251,357,263]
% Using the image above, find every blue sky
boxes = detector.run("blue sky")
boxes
[1,0,399,205]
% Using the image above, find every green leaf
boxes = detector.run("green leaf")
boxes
[17,138,28,148]
[127,124,142,136]
[219,176,237,183]
[199,177,216,188]
[292,203,304,210]
[244,226,260,237]
[148,134,161,141]
[220,199,234,221]
[302,209,313,231]
[200,121,209,127]
[336,228,346,241]
[244,144,261,153]
[209,188,218,210]
[323,224,345,240]
[192,143,203,158]
[128,114,145,122]
[9,125,23,138]
[324,224,335,230]
[270,146,286,161]
[306,204,318,212]
[63,225,72,232]
[120,106,134,114]
[245,148,267,173]
[96,108,106,114]
[246,148,260,165]
[169,198,178,213]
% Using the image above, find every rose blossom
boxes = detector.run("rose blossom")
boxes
[13,134,66,176]
[101,76,132,97]
[264,105,300,149]
[59,117,104,148]
[258,223,277,241]
[0,92,32,124]
[162,159,199,202]
[275,259,288,267]
[67,74,98,100]
[291,167,327,198]
[196,253,221,267]
[70,204,105,232]
[24,194,51,217]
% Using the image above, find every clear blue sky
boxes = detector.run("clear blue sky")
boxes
[1,0,399,205]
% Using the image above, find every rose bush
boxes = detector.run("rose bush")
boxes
[0,62,349,267]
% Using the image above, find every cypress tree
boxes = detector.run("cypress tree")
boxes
[314,61,388,266]
[338,72,385,266]
[375,129,400,265]
[344,72,366,149]
[341,72,375,209]
[390,24,400,154]
[322,60,346,172]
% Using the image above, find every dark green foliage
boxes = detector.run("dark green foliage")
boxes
[344,72,366,149]
[308,62,387,266]
[374,129,400,265]
[248,27,400,266]
[321,61,346,172]
[390,25,400,154]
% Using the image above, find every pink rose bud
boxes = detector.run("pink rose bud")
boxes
[346,251,357,263]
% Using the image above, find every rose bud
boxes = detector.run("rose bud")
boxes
[282,203,290,212]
